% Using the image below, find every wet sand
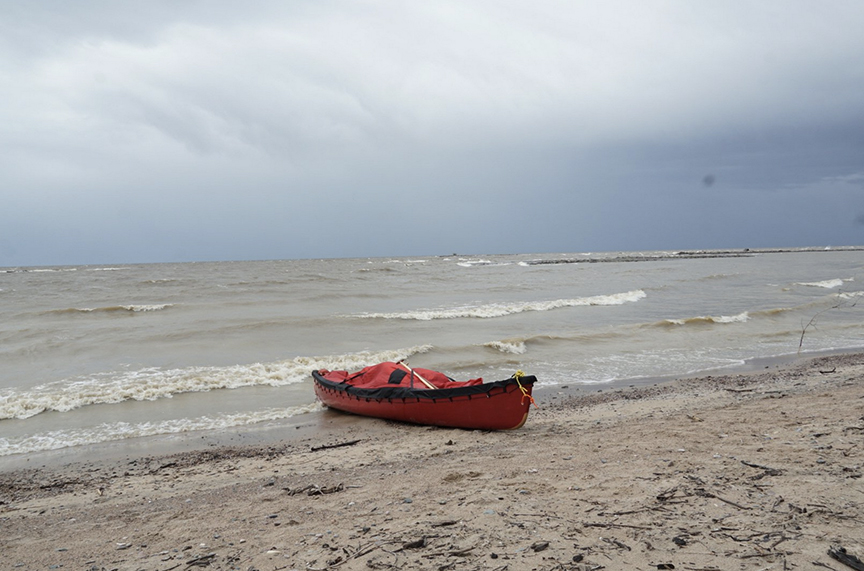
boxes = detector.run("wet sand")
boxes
[2,352,863,570]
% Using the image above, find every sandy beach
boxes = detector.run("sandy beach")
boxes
[2,353,863,571]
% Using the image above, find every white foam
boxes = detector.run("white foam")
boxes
[0,345,432,420]
[837,291,864,300]
[713,312,750,323]
[122,304,173,312]
[53,304,174,314]
[457,259,512,267]
[796,278,845,289]
[484,340,527,354]
[357,290,647,320]
[0,403,324,457]
[664,312,750,326]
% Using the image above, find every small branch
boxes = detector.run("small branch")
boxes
[697,489,752,511]
[799,293,859,353]
[310,439,362,452]
[741,460,783,479]
[185,553,216,567]
[583,522,652,530]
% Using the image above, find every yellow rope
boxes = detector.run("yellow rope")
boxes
[512,370,537,408]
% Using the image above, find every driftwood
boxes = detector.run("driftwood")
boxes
[829,546,864,571]
[147,461,178,475]
[429,520,459,527]
[741,460,783,479]
[38,478,84,490]
[310,439,362,452]
[695,489,751,511]
[284,483,345,496]
[185,552,216,567]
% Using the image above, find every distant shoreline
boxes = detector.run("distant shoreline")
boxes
[3,244,863,271]
[524,245,864,265]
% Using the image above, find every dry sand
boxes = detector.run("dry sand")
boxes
[2,353,863,571]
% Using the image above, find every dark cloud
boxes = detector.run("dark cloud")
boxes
[2,1,864,265]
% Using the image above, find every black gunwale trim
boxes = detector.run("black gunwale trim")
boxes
[312,370,536,401]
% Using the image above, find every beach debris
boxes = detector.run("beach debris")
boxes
[829,546,864,571]
[185,553,216,567]
[656,486,680,502]
[310,439,362,452]
[694,488,752,511]
[402,537,427,549]
[428,519,459,527]
[146,461,177,475]
[740,460,783,479]
[601,537,630,551]
[284,483,345,496]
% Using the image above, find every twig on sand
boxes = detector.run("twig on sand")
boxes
[696,489,752,511]
[310,439,362,452]
[741,460,783,478]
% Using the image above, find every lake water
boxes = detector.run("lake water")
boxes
[2,248,863,460]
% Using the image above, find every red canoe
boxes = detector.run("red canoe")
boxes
[312,362,537,430]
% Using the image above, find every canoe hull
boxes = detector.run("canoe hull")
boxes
[312,371,536,430]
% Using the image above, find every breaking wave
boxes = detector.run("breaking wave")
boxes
[456,259,497,267]
[837,291,864,300]
[796,278,852,289]
[0,345,431,420]
[48,304,175,315]
[357,290,647,320]
[484,340,528,354]
[654,312,750,327]
[0,403,324,457]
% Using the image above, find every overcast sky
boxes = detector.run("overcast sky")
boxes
[2,1,863,266]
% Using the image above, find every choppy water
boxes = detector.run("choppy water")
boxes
[2,248,863,458]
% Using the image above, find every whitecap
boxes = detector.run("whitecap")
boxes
[48,304,175,315]
[484,340,527,355]
[0,345,432,420]
[0,403,324,457]
[663,312,749,326]
[357,291,647,320]
[796,279,845,289]
[457,259,496,267]
[836,291,864,300]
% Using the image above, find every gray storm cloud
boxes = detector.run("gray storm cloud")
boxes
[2,1,863,265]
